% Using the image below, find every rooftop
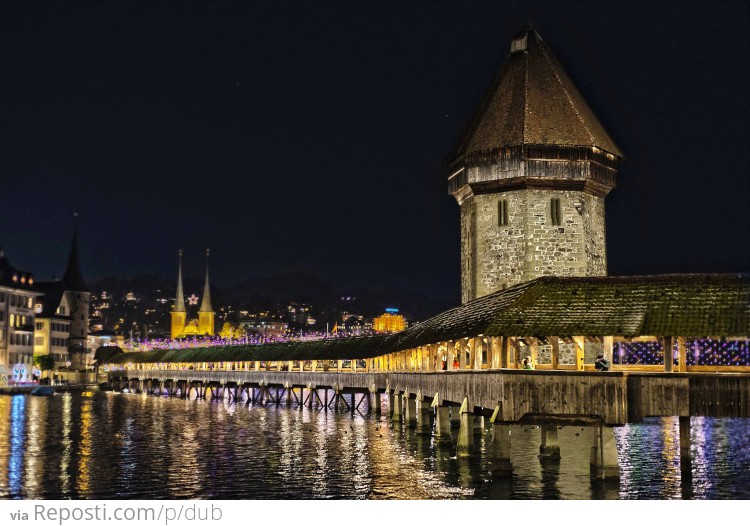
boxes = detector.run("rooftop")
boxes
[449,26,622,168]
[106,274,749,364]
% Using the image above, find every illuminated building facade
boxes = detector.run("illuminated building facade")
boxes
[240,318,288,339]
[0,249,41,384]
[373,310,406,333]
[448,26,622,303]
[32,221,92,379]
[170,249,215,339]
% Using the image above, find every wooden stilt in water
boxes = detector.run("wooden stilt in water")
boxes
[456,397,474,457]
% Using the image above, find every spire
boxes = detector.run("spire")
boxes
[173,249,186,313]
[62,213,89,292]
[449,25,622,169]
[199,248,213,313]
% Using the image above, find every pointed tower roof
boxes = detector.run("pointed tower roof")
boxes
[173,249,186,313]
[62,214,89,292]
[199,248,213,313]
[449,25,622,168]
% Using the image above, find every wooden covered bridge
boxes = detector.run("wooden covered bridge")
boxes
[106,274,750,479]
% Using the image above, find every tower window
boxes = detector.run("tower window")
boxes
[498,199,509,226]
[550,198,562,226]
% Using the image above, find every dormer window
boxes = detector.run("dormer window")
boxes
[510,34,527,53]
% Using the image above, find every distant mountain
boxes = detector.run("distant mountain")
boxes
[222,272,451,322]
[342,286,453,322]
[90,271,452,325]
[221,272,339,309]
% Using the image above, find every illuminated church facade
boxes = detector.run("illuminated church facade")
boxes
[170,249,215,339]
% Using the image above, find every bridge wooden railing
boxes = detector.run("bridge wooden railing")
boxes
[109,368,750,425]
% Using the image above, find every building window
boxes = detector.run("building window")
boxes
[550,198,562,226]
[498,199,509,226]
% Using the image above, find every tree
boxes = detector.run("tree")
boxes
[33,355,55,377]
[219,322,234,339]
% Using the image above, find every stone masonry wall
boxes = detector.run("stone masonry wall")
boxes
[460,197,475,304]
[460,187,607,302]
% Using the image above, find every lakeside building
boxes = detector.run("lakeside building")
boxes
[239,318,288,339]
[170,249,215,339]
[32,222,92,382]
[0,248,41,384]
[373,310,406,333]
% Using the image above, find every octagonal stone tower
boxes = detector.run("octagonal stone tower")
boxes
[448,26,623,303]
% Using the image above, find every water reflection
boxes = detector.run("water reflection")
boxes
[0,393,748,500]
[8,396,25,497]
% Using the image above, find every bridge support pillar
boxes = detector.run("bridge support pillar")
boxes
[679,416,691,456]
[369,387,381,414]
[417,401,432,435]
[473,415,485,435]
[590,425,619,480]
[490,424,513,476]
[308,388,316,409]
[539,425,561,458]
[336,390,345,411]
[449,407,460,428]
[404,395,417,428]
[456,398,474,457]
[435,406,451,442]
[391,392,403,422]
[679,416,693,498]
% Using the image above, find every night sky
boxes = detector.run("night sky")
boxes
[1,0,748,302]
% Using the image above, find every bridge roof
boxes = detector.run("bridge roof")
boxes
[484,274,749,339]
[106,334,400,365]
[106,274,749,365]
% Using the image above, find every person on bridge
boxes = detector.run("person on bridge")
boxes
[595,354,610,371]
[522,357,534,370]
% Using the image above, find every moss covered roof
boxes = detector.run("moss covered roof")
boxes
[106,274,749,365]
[485,274,749,338]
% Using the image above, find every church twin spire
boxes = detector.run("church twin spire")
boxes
[173,249,186,313]
[171,248,214,338]
[199,249,212,313]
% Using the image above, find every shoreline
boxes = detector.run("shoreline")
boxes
[0,384,101,395]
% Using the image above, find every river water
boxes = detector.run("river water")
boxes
[0,391,748,500]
